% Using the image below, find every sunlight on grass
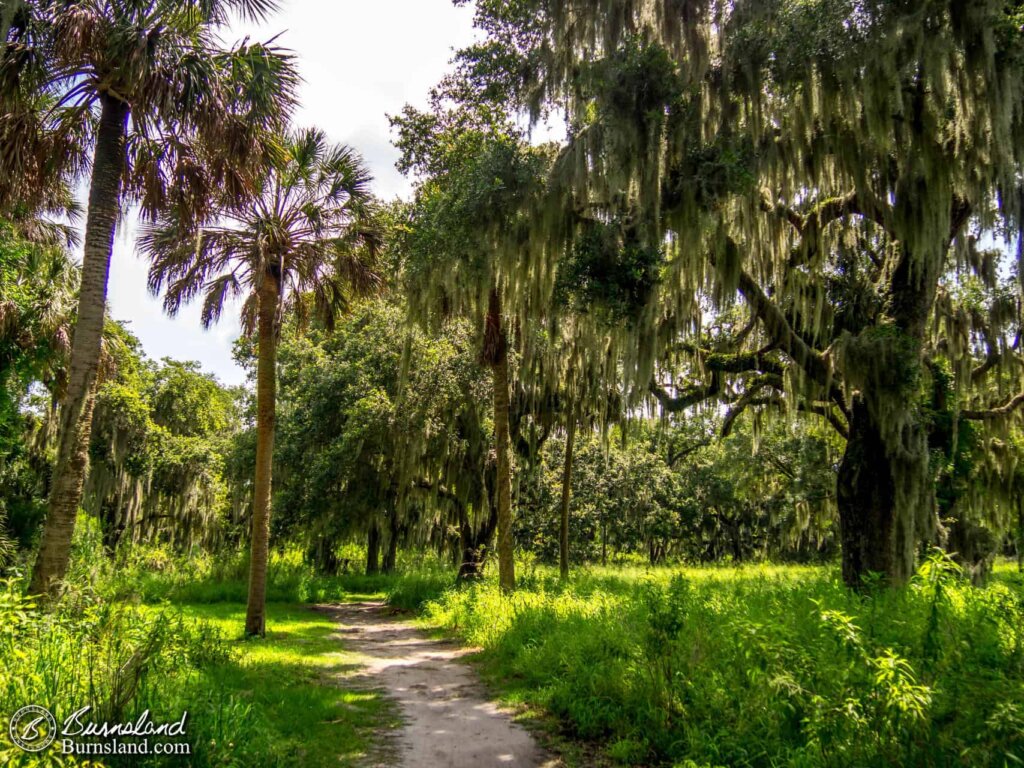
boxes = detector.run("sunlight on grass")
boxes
[162,603,398,768]
[398,557,1024,767]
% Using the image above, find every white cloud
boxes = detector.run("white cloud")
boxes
[103,0,477,386]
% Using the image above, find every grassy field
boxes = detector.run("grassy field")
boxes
[391,559,1024,767]
[3,532,1022,767]
[0,592,396,768]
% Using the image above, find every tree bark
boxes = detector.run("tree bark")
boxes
[837,398,917,588]
[458,500,498,581]
[366,522,380,575]
[559,409,576,580]
[244,270,279,637]
[482,289,515,592]
[307,537,341,575]
[382,516,399,574]
[29,95,128,598]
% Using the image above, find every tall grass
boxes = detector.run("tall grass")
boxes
[9,515,1022,766]
[414,555,1024,766]
[0,577,247,767]
[70,530,453,606]
[0,518,397,767]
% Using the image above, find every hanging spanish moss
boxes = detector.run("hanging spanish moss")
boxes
[441,0,1024,585]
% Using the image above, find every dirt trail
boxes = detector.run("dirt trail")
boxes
[316,601,555,768]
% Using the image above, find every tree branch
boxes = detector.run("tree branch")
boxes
[732,249,832,388]
[649,378,722,412]
[721,391,781,436]
[797,401,850,439]
[961,392,1024,421]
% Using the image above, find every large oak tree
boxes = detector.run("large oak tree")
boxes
[460,0,1024,587]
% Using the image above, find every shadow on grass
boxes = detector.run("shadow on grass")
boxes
[164,603,401,768]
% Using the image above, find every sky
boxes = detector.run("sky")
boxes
[104,0,479,386]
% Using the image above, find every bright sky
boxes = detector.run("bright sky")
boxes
[104,0,478,386]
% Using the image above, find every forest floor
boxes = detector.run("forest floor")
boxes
[317,601,556,768]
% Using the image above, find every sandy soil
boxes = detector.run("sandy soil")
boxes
[316,601,557,768]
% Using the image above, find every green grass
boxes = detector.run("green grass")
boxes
[161,603,398,768]
[72,532,445,606]
[401,556,1024,767]
[8,520,1022,767]
[0,591,398,768]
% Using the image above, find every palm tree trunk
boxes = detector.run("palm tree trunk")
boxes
[483,289,515,592]
[559,408,576,580]
[29,95,128,598]
[245,271,280,637]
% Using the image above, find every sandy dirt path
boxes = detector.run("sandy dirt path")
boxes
[315,602,555,768]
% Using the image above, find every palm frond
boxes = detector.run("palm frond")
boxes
[143,126,382,337]
[200,272,242,328]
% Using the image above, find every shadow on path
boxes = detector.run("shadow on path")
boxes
[314,602,557,768]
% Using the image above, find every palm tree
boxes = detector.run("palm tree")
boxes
[142,128,380,636]
[0,0,297,597]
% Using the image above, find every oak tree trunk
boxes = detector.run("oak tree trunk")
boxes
[244,271,280,637]
[458,500,498,581]
[366,523,381,575]
[837,398,917,588]
[29,95,129,598]
[307,538,341,575]
[835,225,948,590]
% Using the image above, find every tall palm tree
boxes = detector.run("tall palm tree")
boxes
[0,0,297,597]
[142,128,380,636]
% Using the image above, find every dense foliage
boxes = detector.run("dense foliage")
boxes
[2,0,1024,766]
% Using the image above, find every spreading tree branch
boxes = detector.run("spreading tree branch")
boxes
[961,392,1024,421]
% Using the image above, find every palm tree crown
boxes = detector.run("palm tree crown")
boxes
[1,0,297,218]
[143,127,380,332]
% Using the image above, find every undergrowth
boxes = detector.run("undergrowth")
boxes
[5,515,1022,767]
[412,555,1024,767]
[0,518,395,767]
